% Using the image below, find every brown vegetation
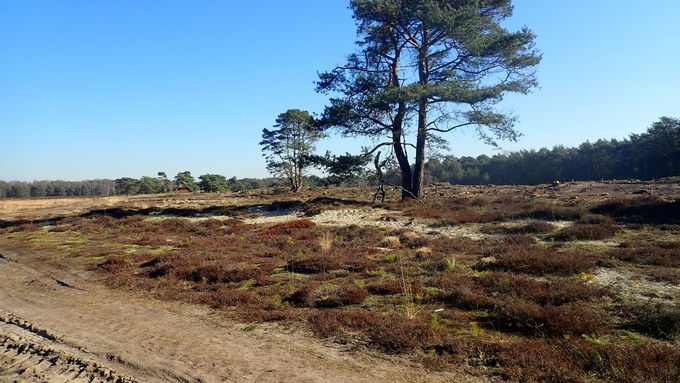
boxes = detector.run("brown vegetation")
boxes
[549,224,620,241]
[3,183,680,382]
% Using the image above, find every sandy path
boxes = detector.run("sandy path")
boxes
[0,248,470,383]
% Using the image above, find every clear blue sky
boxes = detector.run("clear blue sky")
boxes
[2,1,679,182]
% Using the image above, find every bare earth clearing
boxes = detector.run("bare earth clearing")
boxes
[1,181,679,382]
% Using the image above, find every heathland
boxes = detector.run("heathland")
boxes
[1,181,679,382]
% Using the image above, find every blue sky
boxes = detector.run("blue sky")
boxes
[1,1,679,181]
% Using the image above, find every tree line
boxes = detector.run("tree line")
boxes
[2,116,678,198]
[416,116,680,185]
[4,116,678,198]
[0,172,319,198]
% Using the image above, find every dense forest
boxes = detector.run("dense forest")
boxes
[1,117,678,198]
[416,117,680,185]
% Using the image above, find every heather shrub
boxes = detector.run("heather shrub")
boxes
[369,314,433,352]
[95,256,128,273]
[513,205,583,221]
[646,267,680,284]
[482,221,556,235]
[442,287,499,311]
[179,263,265,284]
[287,255,343,274]
[196,286,258,308]
[492,299,608,336]
[550,224,619,241]
[483,244,595,275]
[288,281,368,308]
[610,242,680,267]
[496,339,584,383]
[592,196,680,224]
[12,223,42,232]
[131,235,169,246]
[308,309,382,338]
[627,301,680,340]
[579,214,614,225]
[262,219,316,235]
[479,272,608,305]
[366,280,403,295]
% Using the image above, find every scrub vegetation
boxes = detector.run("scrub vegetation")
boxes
[2,182,679,382]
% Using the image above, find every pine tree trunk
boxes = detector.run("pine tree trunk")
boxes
[392,105,413,200]
[412,33,429,200]
[394,138,413,200]
[412,101,427,199]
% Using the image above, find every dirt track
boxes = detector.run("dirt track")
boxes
[0,247,468,383]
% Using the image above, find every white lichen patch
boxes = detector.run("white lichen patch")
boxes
[592,267,680,302]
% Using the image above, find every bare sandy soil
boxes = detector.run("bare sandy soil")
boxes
[0,247,471,383]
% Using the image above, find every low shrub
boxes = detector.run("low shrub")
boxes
[592,196,680,224]
[646,267,680,284]
[442,287,499,311]
[196,286,258,308]
[483,244,595,276]
[288,281,368,308]
[286,255,343,274]
[482,221,556,235]
[492,299,608,337]
[591,342,680,383]
[369,314,433,352]
[610,242,680,267]
[310,309,433,352]
[398,231,429,248]
[496,339,680,383]
[579,214,614,225]
[308,309,381,338]
[366,280,403,295]
[12,223,42,232]
[626,301,680,340]
[479,272,608,305]
[513,205,583,221]
[496,339,584,383]
[131,235,169,246]
[550,224,619,241]
[199,218,227,230]
[180,263,265,284]
[154,218,205,235]
[95,256,128,273]
[512,220,556,234]
[262,219,316,235]
[396,197,510,223]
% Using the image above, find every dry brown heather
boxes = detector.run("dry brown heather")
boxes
[2,182,680,382]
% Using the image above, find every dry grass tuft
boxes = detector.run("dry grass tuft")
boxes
[381,236,401,248]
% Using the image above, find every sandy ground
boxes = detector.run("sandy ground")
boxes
[0,247,475,383]
[241,207,491,240]
[592,267,680,302]
[0,193,267,222]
